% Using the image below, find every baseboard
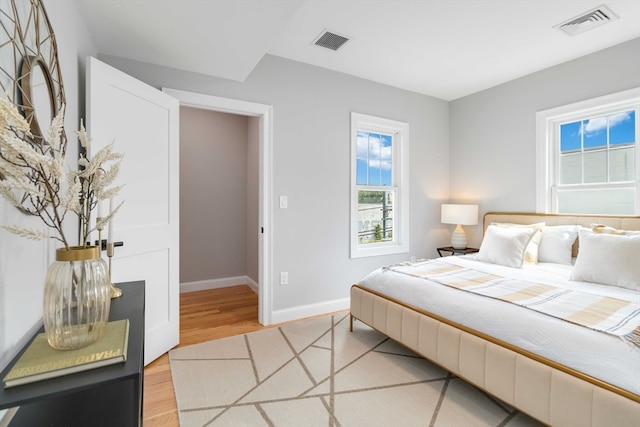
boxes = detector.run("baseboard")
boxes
[0,407,18,427]
[270,297,350,324]
[245,276,259,293]
[180,276,252,293]
[179,277,348,324]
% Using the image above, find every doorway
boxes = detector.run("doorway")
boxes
[162,88,273,325]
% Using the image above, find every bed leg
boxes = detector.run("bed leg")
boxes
[350,314,354,332]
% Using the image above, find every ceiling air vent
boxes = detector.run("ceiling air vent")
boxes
[555,4,618,36]
[312,30,350,51]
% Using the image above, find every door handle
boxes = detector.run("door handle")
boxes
[90,239,124,251]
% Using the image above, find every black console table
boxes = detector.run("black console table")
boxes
[0,281,145,427]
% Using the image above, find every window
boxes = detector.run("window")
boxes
[351,113,409,258]
[536,88,639,215]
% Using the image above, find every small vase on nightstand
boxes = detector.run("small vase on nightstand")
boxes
[450,224,468,249]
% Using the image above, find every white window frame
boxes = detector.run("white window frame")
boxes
[536,88,640,214]
[350,112,409,258]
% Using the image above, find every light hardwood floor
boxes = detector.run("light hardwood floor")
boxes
[142,285,266,426]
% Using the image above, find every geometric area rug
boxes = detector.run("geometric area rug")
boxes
[169,311,543,427]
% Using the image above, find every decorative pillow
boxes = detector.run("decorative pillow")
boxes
[590,224,640,236]
[538,225,580,265]
[477,224,538,268]
[591,224,625,235]
[491,222,544,264]
[571,230,640,290]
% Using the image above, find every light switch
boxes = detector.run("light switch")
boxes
[280,196,288,209]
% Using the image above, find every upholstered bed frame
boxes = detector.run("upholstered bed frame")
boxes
[350,212,640,427]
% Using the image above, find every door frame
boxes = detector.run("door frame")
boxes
[162,88,273,325]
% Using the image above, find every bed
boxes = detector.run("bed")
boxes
[350,212,640,427]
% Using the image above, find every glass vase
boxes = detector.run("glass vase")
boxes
[43,246,111,349]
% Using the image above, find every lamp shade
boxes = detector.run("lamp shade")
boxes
[441,204,478,226]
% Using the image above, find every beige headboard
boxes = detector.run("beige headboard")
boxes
[483,212,640,256]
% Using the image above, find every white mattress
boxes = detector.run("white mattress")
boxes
[357,255,640,396]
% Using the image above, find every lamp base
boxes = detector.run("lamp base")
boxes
[450,224,467,249]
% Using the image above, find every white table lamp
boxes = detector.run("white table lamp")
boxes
[441,204,478,249]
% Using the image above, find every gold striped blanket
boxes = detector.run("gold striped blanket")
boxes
[386,260,640,347]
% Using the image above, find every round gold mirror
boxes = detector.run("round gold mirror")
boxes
[19,55,58,145]
[0,0,66,213]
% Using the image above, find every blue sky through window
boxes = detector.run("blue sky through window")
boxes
[560,110,635,152]
[356,130,392,185]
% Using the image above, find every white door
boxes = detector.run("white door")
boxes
[87,57,180,365]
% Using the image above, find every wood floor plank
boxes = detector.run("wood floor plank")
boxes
[142,284,262,426]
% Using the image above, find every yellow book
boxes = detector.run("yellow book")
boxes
[3,319,129,388]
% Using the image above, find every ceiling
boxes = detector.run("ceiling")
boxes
[76,1,640,101]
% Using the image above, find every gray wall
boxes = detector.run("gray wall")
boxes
[179,107,255,284]
[98,53,451,311]
[450,38,640,248]
[0,1,97,371]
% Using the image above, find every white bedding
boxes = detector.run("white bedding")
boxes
[357,255,640,395]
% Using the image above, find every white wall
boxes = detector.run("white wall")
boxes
[0,1,97,370]
[97,53,451,311]
[449,38,640,248]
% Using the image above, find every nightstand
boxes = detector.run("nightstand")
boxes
[437,246,479,257]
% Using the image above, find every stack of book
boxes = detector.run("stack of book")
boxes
[3,319,130,388]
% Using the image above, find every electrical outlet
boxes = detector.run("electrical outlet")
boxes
[280,272,289,285]
[279,196,288,209]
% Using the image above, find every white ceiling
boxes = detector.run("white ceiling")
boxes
[76,1,640,101]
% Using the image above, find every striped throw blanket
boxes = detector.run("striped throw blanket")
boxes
[386,260,640,347]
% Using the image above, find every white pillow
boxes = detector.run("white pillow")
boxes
[571,230,640,290]
[538,225,579,265]
[491,222,544,264]
[477,225,537,268]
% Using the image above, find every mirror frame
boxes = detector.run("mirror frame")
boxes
[0,0,66,214]
[18,55,58,144]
